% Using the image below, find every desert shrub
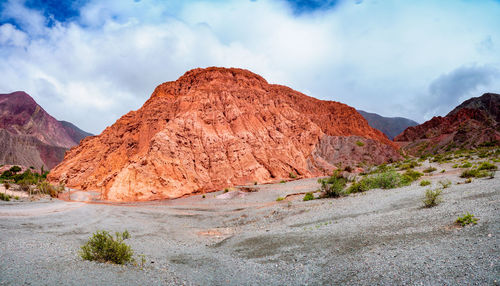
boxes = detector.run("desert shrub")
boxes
[289,172,297,179]
[438,179,451,188]
[280,180,286,184]
[399,161,420,170]
[423,189,442,208]
[224,188,229,193]
[440,169,445,173]
[489,171,495,179]
[460,169,490,178]
[402,170,423,182]
[456,212,478,226]
[202,194,206,198]
[346,179,371,194]
[368,171,403,189]
[303,193,314,201]
[9,166,21,173]
[319,171,346,198]
[477,161,497,171]
[0,170,13,179]
[0,193,11,201]
[460,162,472,168]
[464,178,472,184]
[14,196,19,200]
[254,181,257,185]
[3,182,10,190]
[80,230,134,264]
[37,181,60,198]
[452,164,458,168]
[18,182,30,192]
[276,196,285,201]
[423,167,437,173]
[420,180,431,186]
[355,141,365,147]
[344,166,353,173]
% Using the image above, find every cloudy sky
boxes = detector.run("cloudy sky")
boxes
[1,0,499,134]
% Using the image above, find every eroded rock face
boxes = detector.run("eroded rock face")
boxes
[0,91,92,168]
[49,67,400,201]
[394,93,500,155]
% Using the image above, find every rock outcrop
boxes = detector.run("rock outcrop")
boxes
[394,93,500,155]
[0,91,92,169]
[357,110,419,140]
[49,67,400,201]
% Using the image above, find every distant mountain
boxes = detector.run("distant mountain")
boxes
[48,67,401,202]
[394,93,500,155]
[0,91,92,169]
[357,110,419,140]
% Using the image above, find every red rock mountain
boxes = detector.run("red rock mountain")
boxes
[0,91,92,169]
[49,67,400,201]
[394,93,500,155]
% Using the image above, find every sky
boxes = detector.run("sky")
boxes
[0,0,499,134]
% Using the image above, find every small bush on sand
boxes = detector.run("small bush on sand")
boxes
[80,230,133,264]
[420,180,431,186]
[464,178,472,184]
[0,193,11,201]
[460,162,472,168]
[423,189,442,208]
[460,169,490,178]
[477,161,497,171]
[402,170,423,183]
[423,167,437,173]
[289,172,297,179]
[456,212,478,226]
[276,196,285,201]
[355,141,365,147]
[438,179,451,188]
[303,193,314,201]
[318,171,346,198]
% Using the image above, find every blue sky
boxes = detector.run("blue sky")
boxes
[1,0,500,134]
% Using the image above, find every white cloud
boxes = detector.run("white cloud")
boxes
[0,0,500,134]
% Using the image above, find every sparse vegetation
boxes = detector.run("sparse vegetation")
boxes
[423,167,437,173]
[477,161,497,171]
[80,230,134,264]
[303,192,314,201]
[280,180,286,184]
[224,188,229,193]
[0,193,11,201]
[276,196,285,201]
[355,141,365,147]
[422,188,442,208]
[420,180,431,186]
[318,171,346,198]
[464,178,472,184]
[460,168,490,178]
[289,172,297,179]
[438,179,451,188]
[456,212,478,226]
[460,162,472,168]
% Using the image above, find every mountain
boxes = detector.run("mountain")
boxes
[357,110,419,140]
[394,93,500,155]
[48,67,401,202]
[0,91,92,169]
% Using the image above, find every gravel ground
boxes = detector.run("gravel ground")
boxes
[0,163,499,285]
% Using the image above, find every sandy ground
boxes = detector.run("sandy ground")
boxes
[0,164,499,285]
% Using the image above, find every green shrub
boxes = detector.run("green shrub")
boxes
[456,212,478,226]
[37,181,60,198]
[289,172,297,179]
[280,180,286,184]
[355,141,365,147]
[9,166,21,173]
[3,182,10,190]
[0,193,11,201]
[80,230,134,264]
[319,171,346,198]
[423,167,437,173]
[477,162,497,171]
[460,169,490,178]
[423,189,442,208]
[303,193,314,201]
[276,196,285,201]
[202,194,206,198]
[420,180,431,186]
[460,162,472,168]
[402,170,423,182]
[399,161,420,170]
[438,179,451,188]
[346,179,371,194]
[14,196,19,200]
[464,178,472,184]
[224,188,229,193]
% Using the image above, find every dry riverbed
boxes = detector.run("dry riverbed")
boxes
[0,166,499,285]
